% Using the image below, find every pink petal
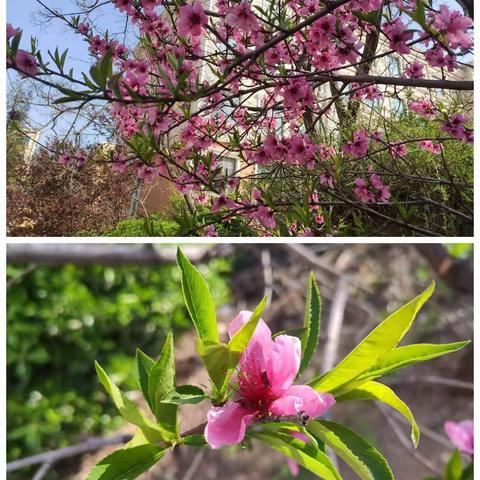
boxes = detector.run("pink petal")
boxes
[204,401,256,449]
[444,420,474,454]
[228,312,273,371]
[266,335,301,396]
[286,458,300,476]
[269,385,335,417]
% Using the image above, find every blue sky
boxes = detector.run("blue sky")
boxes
[7,0,138,143]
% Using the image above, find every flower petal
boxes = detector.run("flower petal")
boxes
[444,420,474,454]
[204,401,256,449]
[269,385,335,418]
[266,335,301,396]
[228,311,273,371]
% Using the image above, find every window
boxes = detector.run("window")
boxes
[219,157,238,177]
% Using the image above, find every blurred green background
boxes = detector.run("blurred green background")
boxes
[7,257,232,469]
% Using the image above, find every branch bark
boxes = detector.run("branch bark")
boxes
[6,244,233,266]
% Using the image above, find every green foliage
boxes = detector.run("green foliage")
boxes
[307,421,394,480]
[176,248,219,343]
[103,216,180,237]
[7,257,231,469]
[336,381,420,447]
[299,272,322,376]
[251,429,342,480]
[95,361,171,442]
[146,333,177,435]
[86,444,166,480]
[101,208,255,238]
[310,282,435,394]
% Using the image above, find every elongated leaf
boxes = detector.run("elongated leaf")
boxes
[445,450,463,480]
[251,430,342,480]
[161,385,207,405]
[336,381,420,447]
[87,444,166,480]
[299,272,322,375]
[308,420,394,480]
[310,282,435,393]
[176,248,218,343]
[148,333,177,435]
[136,349,155,412]
[95,362,167,443]
[229,296,267,353]
[354,341,470,384]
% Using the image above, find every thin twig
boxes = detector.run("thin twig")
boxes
[261,248,273,312]
[181,449,206,480]
[376,403,441,475]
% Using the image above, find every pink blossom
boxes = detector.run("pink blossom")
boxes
[253,205,276,229]
[320,172,335,188]
[204,312,335,448]
[390,143,408,158]
[77,22,91,34]
[205,225,219,237]
[58,154,73,166]
[211,193,237,212]
[404,60,424,79]
[225,1,259,33]
[177,2,208,39]
[418,140,442,154]
[283,78,314,111]
[384,20,413,54]
[342,129,369,158]
[409,100,436,119]
[444,420,473,454]
[433,5,473,51]
[7,24,21,39]
[15,50,38,76]
[354,178,375,203]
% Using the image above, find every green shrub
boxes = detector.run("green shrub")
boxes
[7,257,231,474]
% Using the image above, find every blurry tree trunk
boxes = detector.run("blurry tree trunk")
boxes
[415,244,473,294]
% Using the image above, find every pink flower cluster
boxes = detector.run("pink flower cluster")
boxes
[342,129,369,158]
[440,114,473,143]
[354,173,391,203]
[58,152,87,168]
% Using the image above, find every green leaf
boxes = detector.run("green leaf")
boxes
[445,450,463,480]
[197,340,239,395]
[87,444,166,480]
[229,296,267,353]
[409,0,426,26]
[336,381,420,447]
[94,361,167,443]
[308,420,394,480]
[148,333,177,436]
[136,349,155,412]
[310,282,435,393]
[250,430,342,480]
[161,385,207,405]
[176,248,218,343]
[299,272,322,375]
[353,341,470,385]
[181,434,207,447]
[124,429,149,449]
[272,327,307,339]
